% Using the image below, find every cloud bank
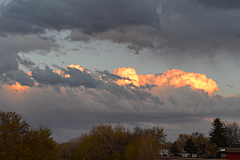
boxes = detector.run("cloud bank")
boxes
[1,65,240,142]
[0,0,240,142]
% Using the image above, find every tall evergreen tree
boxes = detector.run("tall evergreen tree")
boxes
[209,118,228,148]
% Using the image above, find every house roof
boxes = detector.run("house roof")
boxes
[217,147,240,153]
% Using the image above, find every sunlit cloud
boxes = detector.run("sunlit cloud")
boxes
[54,64,90,78]
[4,65,219,97]
[112,67,219,94]
[3,82,31,93]
[203,118,214,123]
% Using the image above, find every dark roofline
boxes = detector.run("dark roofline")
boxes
[217,147,240,153]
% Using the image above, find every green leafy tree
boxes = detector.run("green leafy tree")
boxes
[107,151,125,160]
[191,132,209,156]
[57,136,83,159]
[170,141,179,156]
[0,111,60,160]
[74,125,166,160]
[208,143,218,156]
[36,125,60,159]
[0,111,30,160]
[74,124,131,160]
[125,133,159,160]
[165,141,173,150]
[209,118,228,148]
[184,139,197,154]
[174,133,190,152]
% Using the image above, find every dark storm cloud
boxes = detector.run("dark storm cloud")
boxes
[0,34,58,73]
[0,34,58,87]
[31,66,63,85]
[5,70,35,87]
[30,65,164,106]
[0,0,160,35]
[2,0,239,57]
[65,0,240,56]
[95,81,164,105]
[78,25,161,54]
[196,0,240,9]
[17,56,35,68]
[0,49,19,73]
[97,70,130,81]
[152,0,240,61]
[91,70,164,105]
[64,67,100,88]
[0,35,59,53]
[97,71,157,96]
[31,66,99,88]
[0,49,34,87]
[1,0,240,57]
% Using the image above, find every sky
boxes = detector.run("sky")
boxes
[0,0,240,143]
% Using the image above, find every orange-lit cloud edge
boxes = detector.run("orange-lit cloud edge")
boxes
[3,65,220,96]
[202,118,214,123]
[112,67,219,95]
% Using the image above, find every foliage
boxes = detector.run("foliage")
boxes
[36,125,60,159]
[73,124,132,160]
[184,138,197,154]
[174,133,190,152]
[208,143,218,156]
[107,151,125,160]
[170,141,179,156]
[0,111,60,160]
[209,118,228,148]
[125,133,159,160]
[191,132,209,156]
[0,111,29,160]
[57,136,83,159]
[3,111,239,159]
[165,141,173,150]
[172,132,209,156]
[73,124,166,160]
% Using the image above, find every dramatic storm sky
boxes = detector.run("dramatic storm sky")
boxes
[1,0,240,142]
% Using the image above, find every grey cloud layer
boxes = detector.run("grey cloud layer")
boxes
[0,49,35,86]
[157,0,240,57]
[196,0,240,9]
[1,0,240,57]
[0,49,18,73]
[0,0,160,35]
[5,70,35,86]
[1,81,239,142]
[66,0,240,56]
[30,66,163,106]
[32,66,99,88]
[0,34,58,86]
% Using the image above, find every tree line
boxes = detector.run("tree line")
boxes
[170,118,240,157]
[1,111,240,160]
[59,124,167,160]
[0,111,60,160]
